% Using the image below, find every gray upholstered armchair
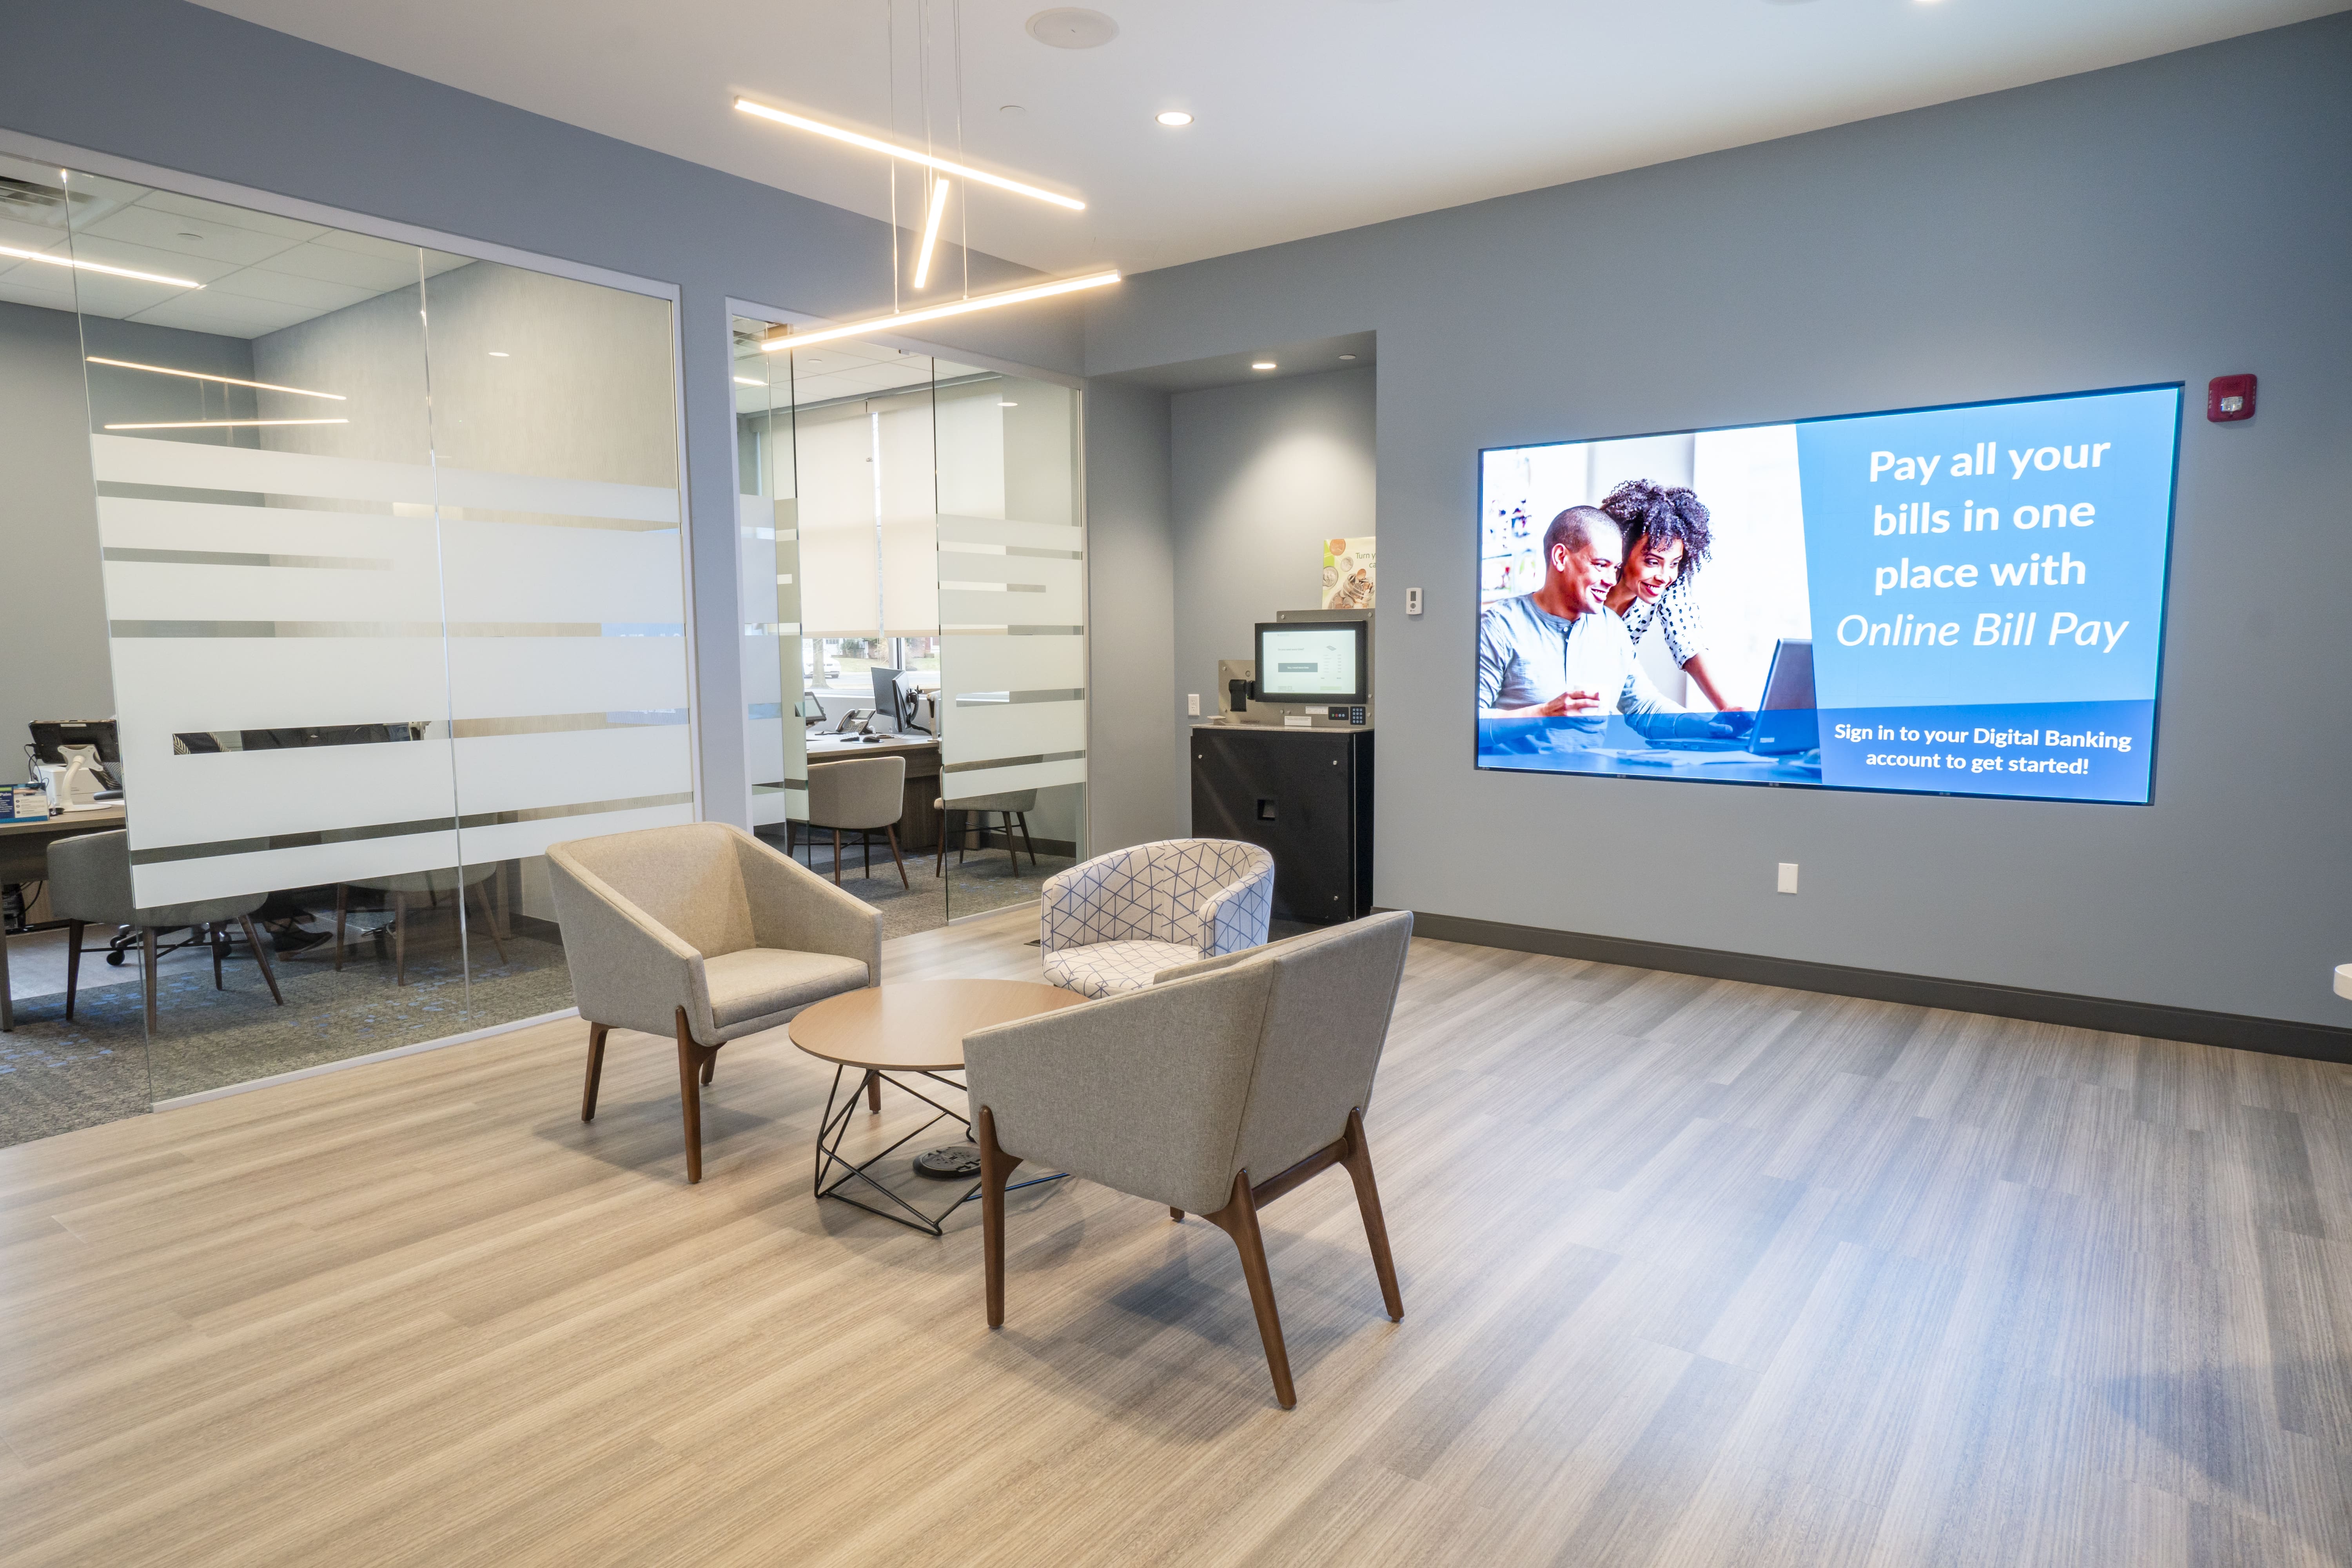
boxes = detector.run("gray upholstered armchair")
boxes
[547,821,880,1183]
[965,909,1415,1407]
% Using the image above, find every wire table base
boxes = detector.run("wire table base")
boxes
[809,1063,1064,1236]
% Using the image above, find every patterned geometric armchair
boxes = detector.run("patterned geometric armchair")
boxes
[1040,838,1276,998]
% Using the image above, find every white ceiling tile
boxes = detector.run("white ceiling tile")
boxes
[205,266,375,312]
[83,203,309,267]
[133,189,327,243]
[250,241,423,292]
[128,292,319,337]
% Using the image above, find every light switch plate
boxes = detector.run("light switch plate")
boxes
[1406,586,1423,616]
[1777,862,1799,895]
[1186,693,1200,716]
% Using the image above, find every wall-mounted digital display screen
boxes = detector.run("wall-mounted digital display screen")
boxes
[1476,385,2181,803]
[1258,622,1366,703]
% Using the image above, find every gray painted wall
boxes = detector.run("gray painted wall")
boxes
[0,0,1085,829]
[1079,379,1178,851]
[1168,368,1378,829]
[0,302,265,776]
[1085,16,2352,1028]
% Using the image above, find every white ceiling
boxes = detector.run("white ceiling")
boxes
[196,0,2336,281]
[0,151,470,336]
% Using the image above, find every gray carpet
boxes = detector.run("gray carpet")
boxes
[2,920,574,1148]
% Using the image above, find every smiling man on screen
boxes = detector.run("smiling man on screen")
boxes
[1477,506,1690,731]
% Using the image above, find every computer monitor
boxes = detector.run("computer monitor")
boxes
[1748,639,1818,756]
[1254,621,1367,705]
[869,666,905,729]
[29,719,122,786]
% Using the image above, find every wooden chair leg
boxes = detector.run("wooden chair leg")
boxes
[1018,811,1038,870]
[471,879,508,964]
[140,926,160,1038]
[1170,1207,1185,1222]
[581,1021,609,1121]
[392,891,408,986]
[863,829,873,878]
[830,829,844,887]
[333,885,348,972]
[1341,1108,1404,1321]
[701,1048,716,1086]
[935,811,954,878]
[884,824,909,889]
[977,1106,1022,1328]
[237,914,284,1005]
[1203,1169,1298,1408]
[64,919,83,1021]
[675,1007,706,1184]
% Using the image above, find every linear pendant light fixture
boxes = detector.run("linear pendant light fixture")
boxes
[911,178,952,290]
[87,357,343,400]
[760,270,1119,353]
[733,98,1084,211]
[0,243,204,290]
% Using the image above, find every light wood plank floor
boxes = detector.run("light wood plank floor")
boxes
[3,907,2348,1567]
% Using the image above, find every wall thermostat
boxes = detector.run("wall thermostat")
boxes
[2207,374,2255,423]
[1405,586,1423,616]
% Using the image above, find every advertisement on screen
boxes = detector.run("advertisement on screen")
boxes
[1475,384,2181,803]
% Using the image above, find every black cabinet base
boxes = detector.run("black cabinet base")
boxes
[1191,726,1373,925]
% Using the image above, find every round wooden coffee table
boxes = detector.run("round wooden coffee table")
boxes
[789,979,1086,1234]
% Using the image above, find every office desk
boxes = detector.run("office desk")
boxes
[2,805,126,1031]
[2,805,128,885]
[804,734,943,851]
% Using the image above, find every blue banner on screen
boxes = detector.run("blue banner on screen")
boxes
[1475,384,2180,804]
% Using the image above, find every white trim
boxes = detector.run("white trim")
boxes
[152,1007,580,1111]
[0,128,679,303]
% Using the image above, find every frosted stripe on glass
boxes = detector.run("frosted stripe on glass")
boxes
[936,636,1084,691]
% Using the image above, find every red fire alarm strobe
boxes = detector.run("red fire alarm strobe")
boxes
[2207,374,2256,422]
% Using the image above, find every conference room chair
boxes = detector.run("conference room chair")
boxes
[794,754,909,889]
[546,820,880,1183]
[46,828,283,1034]
[1039,838,1275,998]
[332,863,506,987]
[932,788,1038,877]
[966,909,1416,1408]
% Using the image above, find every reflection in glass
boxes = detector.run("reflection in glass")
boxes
[0,158,692,1130]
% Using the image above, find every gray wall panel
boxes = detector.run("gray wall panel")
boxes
[1078,379,1179,851]
[1087,16,2352,1028]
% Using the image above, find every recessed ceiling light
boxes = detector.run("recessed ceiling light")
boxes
[735,376,763,387]
[999,400,1018,407]
[1027,8,1119,49]
[1155,111,1193,127]
[999,104,1027,117]
[1251,361,1277,371]
[1338,353,1357,361]
[488,350,509,358]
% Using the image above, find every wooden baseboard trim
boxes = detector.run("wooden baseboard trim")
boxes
[1404,911,2352,1066]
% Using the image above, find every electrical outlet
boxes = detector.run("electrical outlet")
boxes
[1186,693,1200,717]
[1777,862,1799,895]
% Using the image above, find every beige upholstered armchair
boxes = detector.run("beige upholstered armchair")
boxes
[965,909,1415,1407]
[547,821,880,1183]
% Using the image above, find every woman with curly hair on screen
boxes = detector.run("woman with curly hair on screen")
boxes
[1598,477,1743,713]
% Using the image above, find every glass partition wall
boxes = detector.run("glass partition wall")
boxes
[0,152,691,1142]
[733,318,1083,933]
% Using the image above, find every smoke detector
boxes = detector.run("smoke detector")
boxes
[1027,9,1118,48]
